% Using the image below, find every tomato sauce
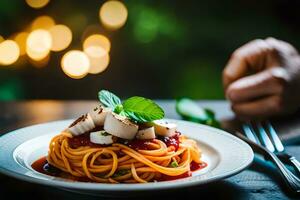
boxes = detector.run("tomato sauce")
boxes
[159,132,180,151]
[68,132,103,148]
[31,157,61,176]
[190,161,208,171]
[68,130,181,150]
[158,161,207,181]
[127,139,154,150]
[31,157,93,182]
[159,171,192,181]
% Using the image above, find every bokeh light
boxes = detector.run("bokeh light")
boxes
[81,24,104,42]
[85,46,110,74]
[26,29,52,60]
[49,25,72,51]
[83,34,110,56]
[29,53,50,68]
[0,40,20,65]
[31,16,55,30]
[83,34,111,74]
[14,32,29,56]
[61,50,90,79]
[26,0,50,9]
[99,0,128,30]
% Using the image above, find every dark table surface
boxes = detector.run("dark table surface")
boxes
[1,100,300,200]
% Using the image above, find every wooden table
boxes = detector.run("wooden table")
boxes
[1,100,300,199]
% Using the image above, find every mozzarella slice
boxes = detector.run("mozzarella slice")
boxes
[90,131,114,145]
[89,105,111,126]
[153,120,177,137]
[67,113,95,136]
[104,112,138,140]
[136,127,156,140]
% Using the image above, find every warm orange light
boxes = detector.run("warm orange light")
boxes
[99,0,128,30]
[31,16,55,30]
[25,0,50,9]
[0,40,20,65]
[14,32,29,56]
[83,34,110,56]
[29,53,50,68]
[49,25,72,51]
[85,46,110,74]
[61,50,90,79]
[26,29,52,60]
[0,35,4,43]
[81,24,103,42]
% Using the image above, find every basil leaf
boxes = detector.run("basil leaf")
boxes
[122,96,164,123]
[98,90,121,109]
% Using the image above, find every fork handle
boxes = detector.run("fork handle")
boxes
[268,151,300,193]
[236,132,300,193]
[289,156,300,176]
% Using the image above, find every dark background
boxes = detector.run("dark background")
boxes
[0,0,300,100]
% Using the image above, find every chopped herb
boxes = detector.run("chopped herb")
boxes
[112,169,130,177]
[114,104,124,114]
[170,161,179,168]
[100,131,110,136]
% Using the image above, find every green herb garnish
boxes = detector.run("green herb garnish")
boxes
[100,131,110,136]
[112,169,130,177]
[170,161,179,168]
[98,90,121,109]
[98,90,164,123]
[122,96,164,123]
[176,98,220,128]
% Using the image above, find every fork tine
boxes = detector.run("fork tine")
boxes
[256,122,275,152]
[265,120,284,152]
[242,122,261,145]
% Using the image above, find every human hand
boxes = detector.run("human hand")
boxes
[223,38,300,120]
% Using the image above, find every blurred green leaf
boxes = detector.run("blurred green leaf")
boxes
[0,78,23,100]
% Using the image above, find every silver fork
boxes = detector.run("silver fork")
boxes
[241,122,300,193]
[243,121,300,175]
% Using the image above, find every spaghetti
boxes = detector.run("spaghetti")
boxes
[46,131,203,183]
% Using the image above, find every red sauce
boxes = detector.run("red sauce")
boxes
[159,132,180,151]
[127,139,154,150]
[68,130,181,151]
[125,132,181,151]
[31,157,48,174]
[68,132,103,148]
[31,157,93,182]
[190,161,208,171]
[159,171,191,181]
[31,157,61,176]
[158,161,207,181]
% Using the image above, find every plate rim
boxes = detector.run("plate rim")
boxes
[0,119,254,191]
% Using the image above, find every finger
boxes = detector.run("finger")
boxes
[266,37,298,57]
[223,39,272,89]
[231,95,283,120]
[226,67,288,103]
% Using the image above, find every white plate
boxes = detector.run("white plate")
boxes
[0,119,253,196]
